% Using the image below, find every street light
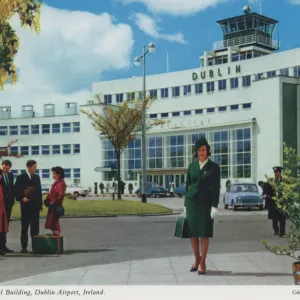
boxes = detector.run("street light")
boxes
[134,41,156,203]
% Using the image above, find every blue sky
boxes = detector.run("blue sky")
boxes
[1,0,300,112]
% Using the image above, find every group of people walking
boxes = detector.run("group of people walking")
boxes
[0,159,66,255]
[184,136,287,275]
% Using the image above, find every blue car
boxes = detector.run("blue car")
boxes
[174,182,186,197]
[135,182,168,198]
[224,182,263,211]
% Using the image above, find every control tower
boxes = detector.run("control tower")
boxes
[200,5,279,67]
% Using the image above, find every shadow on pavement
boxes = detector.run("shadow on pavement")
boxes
[206,270,292,277]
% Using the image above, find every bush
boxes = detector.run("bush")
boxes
[65,193,77,200]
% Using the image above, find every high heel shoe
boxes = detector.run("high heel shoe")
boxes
[190,257,201,272]
[198,261,206,275]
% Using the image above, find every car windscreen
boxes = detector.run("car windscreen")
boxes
[233,184,258,193]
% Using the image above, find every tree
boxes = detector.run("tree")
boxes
[81,95,166,200]
[0,0,42,90]
[0,139,22,158]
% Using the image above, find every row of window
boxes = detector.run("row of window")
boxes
[9,144,80,156]
[149,103,251,119]
[0,122,80,136]
[102,66,300,104]
[11,168,81,179]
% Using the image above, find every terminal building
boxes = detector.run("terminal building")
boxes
[0,7,300,192]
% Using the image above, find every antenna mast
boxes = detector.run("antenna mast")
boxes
[167,53,169,72]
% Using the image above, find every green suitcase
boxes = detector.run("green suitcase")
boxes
[174,217,190,238]
[32,235,64,254]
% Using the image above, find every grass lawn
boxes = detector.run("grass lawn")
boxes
[11,197,173,218]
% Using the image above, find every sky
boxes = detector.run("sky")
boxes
[0,0,300,115]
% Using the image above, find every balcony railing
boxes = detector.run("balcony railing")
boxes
[213,34,279,51]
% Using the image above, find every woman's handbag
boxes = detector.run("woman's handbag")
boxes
[174,217,190,238]
[55,206,65,218]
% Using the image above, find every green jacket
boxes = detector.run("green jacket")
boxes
[185,158,221,208]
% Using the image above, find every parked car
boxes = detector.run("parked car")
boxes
[135,182,168,198]
[174,182,186,197]
[41,184,51,193]
[224,182,263,211]
[65,185,89,198]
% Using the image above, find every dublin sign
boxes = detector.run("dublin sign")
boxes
[192,65,241,81]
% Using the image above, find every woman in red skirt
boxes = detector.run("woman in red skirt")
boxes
[0,170,8,255]
[45,167,66,236]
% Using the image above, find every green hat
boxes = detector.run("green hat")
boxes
[194,136,209,151]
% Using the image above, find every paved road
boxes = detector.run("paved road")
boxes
[0,212,287,283]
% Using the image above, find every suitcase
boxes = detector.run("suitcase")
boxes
[32,235,64,254]
[174,217,190,238]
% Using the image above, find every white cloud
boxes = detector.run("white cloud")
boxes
[131,13,186,44]
[0,5,134,115]
[120,0,228,16]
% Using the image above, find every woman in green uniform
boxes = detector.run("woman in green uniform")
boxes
[185,136,220,275]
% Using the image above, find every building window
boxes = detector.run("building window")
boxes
[52,123,60,134]
[218,80,227,91]
[9,126,18,135]
[63,144,71,154]
[219,106,227,112]
[147,137,163,169]
[21,146,29,156]
[63,123,71,133]
[207,81,215,93]
[172,112,180,117]
[280,68,289,76]
[255,73,264,80]
[161,88,168,98]
[184,110,192,116]
[242,75,251,87]
[10,146,18,155]
[150,114,157,119]
[31,146,39,156]
[116,93,123,103]
[126,92,135,101]
[172,86,180,97]
[267,70,276,78]
[74,168,81,178]
[161,113,168,118]
[21,169,26,174]
[167,135,185,168]
[125,139,141,175]
[243,103,251,109]
[294,66,300,78]
[21,125,29,135]
[74,144,80,154]
[64,168,71,178]
[42,145,50,155]
[0,126,7,136]
[232,128,251,178]
[42,169,50,179]
[104,95,112,104]
[184,85,191,96]
[31,125,39,135]
[195,83,203,94]
[231,105,239,110]
[207,108,215,113]
[35,169,39,176]
[230,77,239,89]
[42,124,50,134]
[149,90,157,99]
[195,109,203,115]
[73,122,80,133]
[52,145,60,154]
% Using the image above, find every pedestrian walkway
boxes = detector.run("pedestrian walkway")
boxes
[0,251,293,285]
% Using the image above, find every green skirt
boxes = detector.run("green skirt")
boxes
[185,197,214,238]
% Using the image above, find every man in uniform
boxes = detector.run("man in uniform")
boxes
[268,166,286,237]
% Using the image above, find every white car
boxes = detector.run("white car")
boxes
[65,185,89,198]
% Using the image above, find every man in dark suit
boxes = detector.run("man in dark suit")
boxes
[0,160,15,253]
[14,160,43,253]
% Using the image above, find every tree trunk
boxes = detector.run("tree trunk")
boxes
[116,148,122,200]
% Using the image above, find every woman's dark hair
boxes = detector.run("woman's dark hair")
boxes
[193,144,211,158]
[51,166,65,179]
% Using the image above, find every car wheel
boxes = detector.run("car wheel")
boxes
[259,205,263,210]
[224,204,228,209]
[177,194,182,198]
[151,192,156,198]
[74,192,79,198]
[233,205,238,211]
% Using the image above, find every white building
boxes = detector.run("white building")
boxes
[1,9,300,193]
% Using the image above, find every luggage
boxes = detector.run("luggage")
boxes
[174,217,190,238]
[32,235,64,254]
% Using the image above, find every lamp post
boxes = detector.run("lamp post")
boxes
[134,42,156,203]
